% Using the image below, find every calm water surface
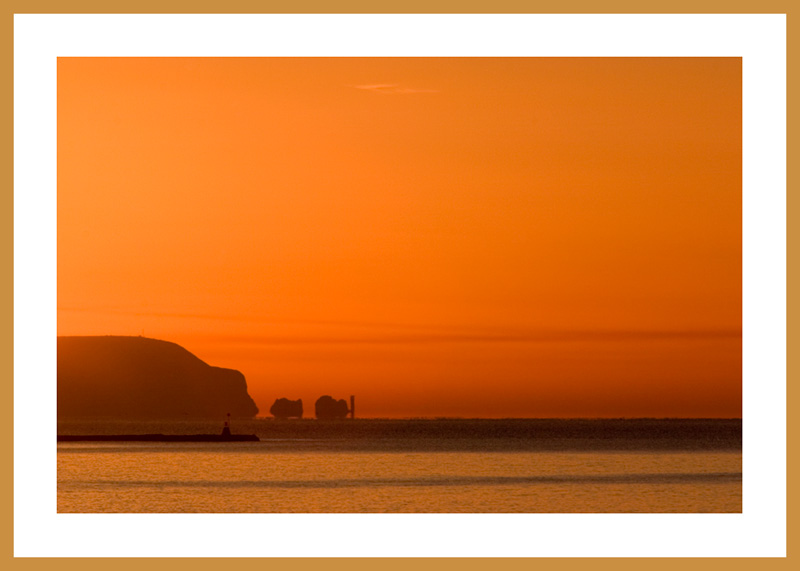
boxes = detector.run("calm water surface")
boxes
[57,419,741,513]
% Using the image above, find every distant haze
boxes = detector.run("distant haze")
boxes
[57,58,741,418]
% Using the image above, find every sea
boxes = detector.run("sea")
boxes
[57,418,742,513]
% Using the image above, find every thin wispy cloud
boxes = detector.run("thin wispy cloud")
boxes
[353,84,439,94]
[57,307,741,345]
[204,329,743,347]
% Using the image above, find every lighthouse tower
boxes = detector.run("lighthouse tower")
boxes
[222,412,231,437]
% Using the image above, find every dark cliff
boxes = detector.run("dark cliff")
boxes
[57,336,259,419]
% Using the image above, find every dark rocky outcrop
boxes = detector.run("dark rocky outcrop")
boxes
[315,395,349,419]
[270,398,303,419]
[58,336,259,419]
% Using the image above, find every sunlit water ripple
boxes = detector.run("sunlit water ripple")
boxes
[58,421,742,513]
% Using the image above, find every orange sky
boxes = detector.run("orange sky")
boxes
[57,58,741,418]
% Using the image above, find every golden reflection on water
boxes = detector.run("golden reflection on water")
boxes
[58,445,741,513]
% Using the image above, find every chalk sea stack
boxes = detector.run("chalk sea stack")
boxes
[270,398,303,419]
[315,395,349,419]
[58,336,259,419]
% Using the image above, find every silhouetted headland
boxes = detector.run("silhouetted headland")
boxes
[58,336,259,419]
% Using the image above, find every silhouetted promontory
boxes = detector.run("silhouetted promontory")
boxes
[270,398,303,419]
[58,336,259,419]
[315,395,350,419]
